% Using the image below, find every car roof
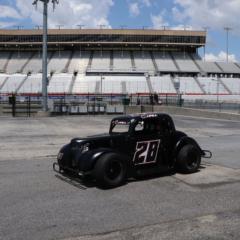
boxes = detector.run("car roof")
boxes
[112,113,173,122]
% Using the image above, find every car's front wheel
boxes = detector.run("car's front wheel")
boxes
[176,144,201,174]
[93,153,127,188]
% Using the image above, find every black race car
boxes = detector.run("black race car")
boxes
[53,113,211,188]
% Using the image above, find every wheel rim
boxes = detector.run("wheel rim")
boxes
[106,160,122,180]
[186,150,199,169]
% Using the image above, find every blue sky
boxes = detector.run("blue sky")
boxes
[0,0,239,62]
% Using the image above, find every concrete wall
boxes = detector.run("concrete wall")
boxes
[125,105,240,121]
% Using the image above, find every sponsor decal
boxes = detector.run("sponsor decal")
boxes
[133,139,160,165]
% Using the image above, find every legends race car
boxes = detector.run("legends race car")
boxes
[53,113,212,188]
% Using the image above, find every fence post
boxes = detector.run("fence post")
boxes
[9,93,16,117]
[28,95,31,117]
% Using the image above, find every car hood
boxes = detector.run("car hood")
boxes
[70,132,126,146]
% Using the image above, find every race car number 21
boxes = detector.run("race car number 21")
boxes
[133,139,160,165]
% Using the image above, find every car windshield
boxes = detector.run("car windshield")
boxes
[111,120,130,133]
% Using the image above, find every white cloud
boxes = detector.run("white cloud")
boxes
[151,12,169,29]
[151,12,193,30]
[13,0,114,28]
[142,0,152,7]
[173,0,240,33]
[129,2,140,17]
[0,5,22,19]
[205,51,237,62]
[128,0,153,17]
[168,24,193,30]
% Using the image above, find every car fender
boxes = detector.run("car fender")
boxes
[173,136,203,159]
[57,143,72,166]
[78,148,119,172]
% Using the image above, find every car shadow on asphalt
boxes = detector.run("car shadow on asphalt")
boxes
[55,169,178,190]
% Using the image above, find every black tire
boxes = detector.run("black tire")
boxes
[176,144,201,174]
[93,153,127,188]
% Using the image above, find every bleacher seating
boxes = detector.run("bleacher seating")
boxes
[133,51,155,72]
[178,77,203,94]
[153,52,178,72]
[18,74,42,94]
[221,78,240,94]
[0,52,11,71]
[0,74,9,90]
[101,76,124,94]
[48,74,72,93]
[1,74,26,93]
[0,48,240,102]
[124,77,149,93]
[1,50,240,76]
[90,51,110,71]
[215,62,240,74]
[23,52,42,74]
[190,53,202,60]
[113,51,132,71]
[151,76,176,93]
[68,51,90,73]
[6,52,32,74]
[197,77,229,94]
[172,52,200,72]
[48,51,71,73]
[196,61,222,73]
[72,75,98,94]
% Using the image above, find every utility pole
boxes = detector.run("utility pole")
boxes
[98,25,106,29]
[224,27,232,63]
[77,24,85,29]
[32,0,59,112]
[120,25,127,29]
[14,25,23,30]
[56,24,64,30]
[35,25,43,30]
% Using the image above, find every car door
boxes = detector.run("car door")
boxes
[131,118,164,167]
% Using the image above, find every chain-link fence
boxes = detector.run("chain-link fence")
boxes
[1,92,239,116]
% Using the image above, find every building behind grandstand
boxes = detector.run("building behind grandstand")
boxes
[0,28,240,104]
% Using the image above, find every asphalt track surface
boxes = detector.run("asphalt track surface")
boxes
[0,115,240,240]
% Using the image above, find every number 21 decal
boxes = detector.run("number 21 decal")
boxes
[133,139,160,165]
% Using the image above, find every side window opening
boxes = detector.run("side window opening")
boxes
[134,121,144,132]
[144,119,162,134]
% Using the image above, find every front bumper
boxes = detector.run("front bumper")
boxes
[53,162,89,177]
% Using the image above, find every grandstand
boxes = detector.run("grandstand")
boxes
[0,28,240,102]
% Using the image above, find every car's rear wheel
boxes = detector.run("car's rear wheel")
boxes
[176,144,201,173]
[93,153,127,188]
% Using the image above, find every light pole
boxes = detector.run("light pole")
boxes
[120,25,127,29]
[224,27,232,63]
[77,25,85,29]
[35,25,43,30]
[98,25,106,29]
[56,24,64,30]
[32,0,59,112]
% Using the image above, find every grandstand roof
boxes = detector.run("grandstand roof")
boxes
[0,28,206,48]
[0,28,206,36]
